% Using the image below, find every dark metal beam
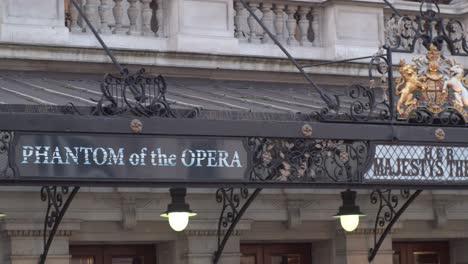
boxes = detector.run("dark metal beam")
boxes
[213,188,261,264]
[1,112,468,143]
[38,186,80,264]
[368,189,422,262]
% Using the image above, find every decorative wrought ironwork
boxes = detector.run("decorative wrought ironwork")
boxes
[313,47,392,122]
[248,138,371,183]
[39,186,80,264]
[0,131,16,178]
[216,187,249,243]
[385,0,468,56]
[368,189,422,262]
[91,68,199,118]
[214,188,261,264]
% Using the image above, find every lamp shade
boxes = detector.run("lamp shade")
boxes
[161,188,197,232]
[333,189,365,232]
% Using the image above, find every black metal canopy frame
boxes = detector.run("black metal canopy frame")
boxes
[0,0,466,263]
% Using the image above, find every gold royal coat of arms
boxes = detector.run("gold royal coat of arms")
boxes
[396,45,468,121]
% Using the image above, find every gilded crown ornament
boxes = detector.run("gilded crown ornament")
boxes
[395,44,468,124]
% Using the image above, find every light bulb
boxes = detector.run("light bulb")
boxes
[340,215,360,232]
[168,212,190,232]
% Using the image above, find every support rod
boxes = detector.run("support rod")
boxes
[301,55,385,68]
[71,0,124,75]
[213,188,262,264]
[38,186,80,264]
[237,0,338,110]
[368,189,422,262]
[382,0,402,18]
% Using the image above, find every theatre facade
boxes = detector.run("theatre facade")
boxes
[1,0,468,264]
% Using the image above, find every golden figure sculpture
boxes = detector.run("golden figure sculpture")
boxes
[395,59,427,115]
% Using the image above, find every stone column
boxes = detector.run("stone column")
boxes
[334,225,393,264]
[0,220,80,264]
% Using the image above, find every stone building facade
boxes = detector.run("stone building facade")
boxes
[0,0,468,263]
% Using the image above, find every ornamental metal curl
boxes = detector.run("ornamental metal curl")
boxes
[39,186,80,264]
[216,187,249,243]
[92,68,199,118]
[214,188,260,264]
[385,0,468,56]
[0,131,16,178]
[409,107,466,126]
[314,48,392,122]
[248,138,371,183]
[368,189,423,262]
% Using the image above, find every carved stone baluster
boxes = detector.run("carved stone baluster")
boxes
[155,0,164,37]
[260,3,274,44]
[84,0,101,32]
[99,0,112,34]
[141,0,153,35]
[113,0,126,34]
[127,0,140,35]
[274,4,285,43]
[234,1,246,41]
[247,2,261,44]
[298,6,311,46]
[285,5,298,46]
[311,7,321,46]
[70,1,82,32]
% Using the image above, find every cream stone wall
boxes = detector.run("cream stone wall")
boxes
[0,189,468,263]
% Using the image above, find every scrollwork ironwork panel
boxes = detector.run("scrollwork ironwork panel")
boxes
[248,138,371,183]
[215,187,249,246]
[92,68,199,118]
[385,0,468,56]
[313,48,392,122]
[214,187,260,264]
[39,186,80,264]
[368,189,422,262]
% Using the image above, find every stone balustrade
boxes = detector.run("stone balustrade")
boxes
[233,0,320,46]
[68,0,165,37]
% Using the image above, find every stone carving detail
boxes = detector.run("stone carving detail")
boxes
[233,1,316,46]
[127,0,140,35]
[67,0,165,37]
[141,0,154,36]
[260,3,274,44]
[285,5,298,46]
[247,3,261,44]
[113,0,126,34]
[84,0,101,32]
[99,0,112,34]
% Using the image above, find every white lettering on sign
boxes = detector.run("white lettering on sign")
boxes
[21,146,243,168]
[365,145,468,181]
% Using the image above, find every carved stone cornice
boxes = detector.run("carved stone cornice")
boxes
[335,221,403,236]
[184,219,252,237]
[0,219,80,237]
[4,229,74,237]
[185,229,245,237]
